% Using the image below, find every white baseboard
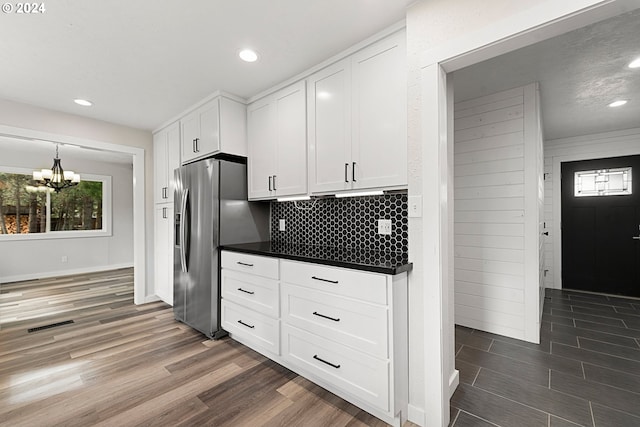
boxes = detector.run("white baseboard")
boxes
[144,294,161,304]
[0,263,134,284]
[407,404,425,427]
[406,369,459,427]
[449,369,460,397]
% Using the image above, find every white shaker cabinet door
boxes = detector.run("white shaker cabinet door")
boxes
[247,98,276,200]
[154,204,174,305]
[351,31,407,190]
[273,80,307,198]
[153,122,180,204]
[181,99,220,164]
[308,58,352,195]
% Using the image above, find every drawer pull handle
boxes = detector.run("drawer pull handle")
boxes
[237,320,255,329]
[237,288,255,295]
[237,262,254,267]
[313,354,340,369]
[313,311,340,322]
[311,276,339,284]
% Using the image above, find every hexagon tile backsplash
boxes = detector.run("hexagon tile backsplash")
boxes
[270,193,408,255]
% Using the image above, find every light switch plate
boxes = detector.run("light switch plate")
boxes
[279,219,286,231]
[378,219,392,235]
[408,196,422,217]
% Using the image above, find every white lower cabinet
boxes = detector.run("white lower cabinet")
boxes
[282,323,390,411]
[221,299,280,356]
[220,251,408,427]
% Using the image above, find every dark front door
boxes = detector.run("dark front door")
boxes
[561,155,640,297]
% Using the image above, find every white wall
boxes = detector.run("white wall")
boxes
[0,148,133,282]
[544,127,640,289]
[0,99,154,295]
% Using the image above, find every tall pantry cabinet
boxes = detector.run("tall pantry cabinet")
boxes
[153,122,180,305]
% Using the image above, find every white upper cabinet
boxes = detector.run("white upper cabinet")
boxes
[248,81,307,200]
[181,95,247,164]
[351,33,407,190]
[308,30,407,195]
[153,121,180,204]
[247,98,275,199]
[307,59,352,194]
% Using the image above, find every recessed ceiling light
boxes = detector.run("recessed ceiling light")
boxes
[74,99,93,107]
[608,100,628,108]
[239,49,258,63]
[629,58,640,69]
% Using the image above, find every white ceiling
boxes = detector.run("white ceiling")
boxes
[453,8,640,141]
[0,0,412,132]
[0,136,133,165]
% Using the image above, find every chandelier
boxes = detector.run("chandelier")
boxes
[32,144,81,192]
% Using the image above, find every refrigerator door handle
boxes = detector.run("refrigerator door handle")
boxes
[180,188,189,273]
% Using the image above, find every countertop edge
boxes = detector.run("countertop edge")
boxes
[220,245,413,276]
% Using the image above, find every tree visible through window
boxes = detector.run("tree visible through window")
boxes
[0,171,103,234]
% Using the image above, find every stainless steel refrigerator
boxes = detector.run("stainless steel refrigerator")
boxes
[174,157,269,339]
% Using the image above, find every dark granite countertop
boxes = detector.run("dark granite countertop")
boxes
[220,241,412,275]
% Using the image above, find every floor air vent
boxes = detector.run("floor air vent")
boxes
[28,320,75,333]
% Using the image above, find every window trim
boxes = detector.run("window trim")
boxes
[0,166,112,241]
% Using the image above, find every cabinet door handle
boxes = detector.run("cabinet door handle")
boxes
[162,207,167,219]
[313,354,340,369]
[238,320,255,329]
[352,162,356,182]
[313,311,340,322]
[268,176,272,191]
[344,163,349,182]
[311,276,339,284]
[162,187,168,199]
[237,261,254,267]
[193,138,199,153]
[237,288,255,295]
[273,175,277,191]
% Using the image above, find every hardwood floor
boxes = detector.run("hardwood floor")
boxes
[9,270,639,427]
[0,269,398,427]
[451,288,640,427]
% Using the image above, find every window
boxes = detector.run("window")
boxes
[0,167,111,239]
[574,167,632,197]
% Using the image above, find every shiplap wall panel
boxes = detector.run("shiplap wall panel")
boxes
[455,118,524,143]
[455,171,524,188]
[455,223,524,236]
[456,258,524,276]
[455,95,524,119]
[454,85,538,342]
[455,145,524,165]
[454,105,524,131]
[543,127,640,289]
[454,158,524,177]
[455,132,524,154]
[456,281,524,304]
[455,185,524,200]
[455,246,524,263]
[455,210,524,224]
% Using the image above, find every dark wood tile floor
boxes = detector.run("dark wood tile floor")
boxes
[450,288,640,427]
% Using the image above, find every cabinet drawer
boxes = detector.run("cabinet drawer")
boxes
[282,283,388,358]
[222,269,279,317]
[221,300,279,356]
[281,260,387,305]
[222,251,279,280]
[282,324,389,411]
